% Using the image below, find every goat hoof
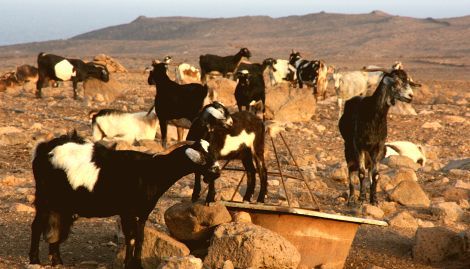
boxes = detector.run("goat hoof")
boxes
[29,257,40,265]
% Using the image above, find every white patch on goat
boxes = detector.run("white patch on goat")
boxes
[220,130,255,156]
[49,142,100,192]
[240,70,249,75]
[206,106,225,120]
[54,60,76,81]
[200,140,210,152]
[185,148,204,164]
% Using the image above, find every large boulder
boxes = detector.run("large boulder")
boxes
[164,202,232,241]
[204,222,301,269]
[412,227,468,263]
[386,168,418,186]
[389,180,430,207]
[83,77,126,103]
[265,85,316,122]
[115,226,189,269]
[93,54,128,73]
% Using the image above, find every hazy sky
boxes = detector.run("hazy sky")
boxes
[1,0,469,45]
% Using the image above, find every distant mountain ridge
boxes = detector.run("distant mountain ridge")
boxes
[1,11,469,64]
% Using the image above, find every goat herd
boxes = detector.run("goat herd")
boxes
[2,48,423,269]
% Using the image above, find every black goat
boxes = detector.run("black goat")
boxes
[339,69,421,205]
[36,52,109,99]
[199,48,251,82]
[234,69,266,117]
[147,62,209,148]
[187,103,267,203]
[30,130,220,269]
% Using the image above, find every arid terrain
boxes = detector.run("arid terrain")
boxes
[0,11,469,269]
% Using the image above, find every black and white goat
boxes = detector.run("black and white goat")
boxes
[199,48,252,82]
[187,103,267,203]
[147,62,209,148]
[385,141,426,167]
[267,59,297,86]
[175,63,201,84]
[36,52,109,99]
[338,69,421,205]
[30,130,220,269]
[289,50,328,100]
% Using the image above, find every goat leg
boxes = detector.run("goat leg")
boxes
[370,166,380,205]
[358,168,367,204]
[205,179,216,205]
[48,242,63,266]
[347,166,356,206]
[29,210,45,264]
[191,173,202,202]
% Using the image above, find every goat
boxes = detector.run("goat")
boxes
[234,69,266,117]
[16,64,39,85]
[187,103,267,204]
[289,50,328,100]
[147,62,208,148]
[338,68,421,205]
[89,109,158,143]
[29,130,220,269]
[234,58,276,76]
[36,52,109,99]
[267,59,296,86]
[199,48,251,82]
[175,63,201,84]
[332,70,369,119]
[385,141,426,167]
[0,71,20,91]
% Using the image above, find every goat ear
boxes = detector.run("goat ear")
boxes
[206,106,225,120]
[383,76,395,85]
[185,148,206,165]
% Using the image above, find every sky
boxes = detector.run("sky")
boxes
[1,0,469,46]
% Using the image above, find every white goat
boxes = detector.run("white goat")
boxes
[332,70,369,118]
[90,109,158,143]
[267,59,296,86]
[385,141,426,167]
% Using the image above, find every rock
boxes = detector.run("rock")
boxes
[329,163,348,183]
[0,175,27,186]
[388,211,418,230]
[421,121,442,130]
[206,78,237,107]
[83,77,126,103]
[443,187,470,202]
[204,222,301,269]
[0,126,28,145]
[386,168,418,187]
[412,227,468,263]
[443,115,466,124]
[458,199,470,209]
[379,201,397,216]
[265,84,316,122]
[431,202,464,223]
[362,204,384,219]
[389,180,430,207]
[382,155,421,171]
[222,260,235,269]
[455,180,470,190]
[11,203,35,213]
[157,255,203,269]
[93,54,128,73]
[164,202,232,241]
[230,211,252,223]
[417,219,435,228]
[115,226,189,269]
[442,158,470,171]
[215,187,244,202]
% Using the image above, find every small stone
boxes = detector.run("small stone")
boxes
[230,211,252,223]
[268,179,280,186]
[388,211,418,230]
[422,121,442,129]
[431,202,464,223]
[11,203,35,213]
[455,180,470,190]
[362,205,384,219]
[417,219,435,228]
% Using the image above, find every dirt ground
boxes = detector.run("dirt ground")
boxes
[0,57,469,269]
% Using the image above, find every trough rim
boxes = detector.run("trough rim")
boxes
[219,201,388,226]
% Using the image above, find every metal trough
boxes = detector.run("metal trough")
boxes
[220,201,388,269]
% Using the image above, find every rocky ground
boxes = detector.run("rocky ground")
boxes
[0,57,469,269]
